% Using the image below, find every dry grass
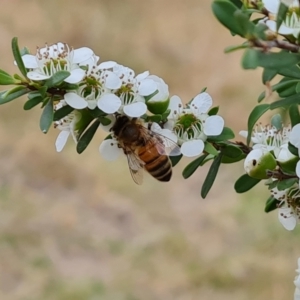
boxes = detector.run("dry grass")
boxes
[0,1,298,299]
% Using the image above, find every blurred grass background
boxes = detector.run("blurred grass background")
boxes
[0,1,298,299]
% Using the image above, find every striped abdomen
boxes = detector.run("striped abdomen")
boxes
[138,143,172,182]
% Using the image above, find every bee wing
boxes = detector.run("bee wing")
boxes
[150,132,181,156]
[126,151,144,185]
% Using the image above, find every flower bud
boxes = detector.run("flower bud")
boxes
[146,75,170,114]
[244,149,276,179]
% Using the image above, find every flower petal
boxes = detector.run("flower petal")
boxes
[290,124,300,148]
[296,161,300,178]
[278,207,297,231]
[191,92,212,114]
[262,0,279,14]
[98,61,117,69]
[99,139,122,161]
[138,79,157,96]
[123,102,147,117]
[100,115,116,132]
[104,71,122,89]
[204,115,224,136]
[168,95,183,115]
[64,92,88,109]
[181,140,204,157]
[55,130,70,152]
[27,71,50,81]
[22,54,38,68]
[98,94,121,114]
[65,68,85,84]
[72,47,94,63]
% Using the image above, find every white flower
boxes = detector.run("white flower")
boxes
[64,55,111,110]
[290,123,300,152]
[294,258,300,300]
[146,75,169,102]
[166,93,224,157]
[262,0,300,37]
[240,124,294,163]
[97,64,158,118]
[22,42,94,83]
[273,186,300,230]
[54,101,81,152]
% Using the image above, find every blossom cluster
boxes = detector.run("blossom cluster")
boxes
[19,42,225,164]
[241,123,300,231]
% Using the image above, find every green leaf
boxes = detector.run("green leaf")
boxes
[201,153,223,199]
[279,65,300,79]
[258,78,299,102]
[247,104,270,145]
[11,37,27,78]
[264,196,280,213]
[204,142,219,156]
[278,83,297,98]
[39,86,48,98]
[39,98,53,133]
[99,116,111,126]
[170,154,183,167]
[288,142,298,156]
[242,48,258,69]
[23,96,43,110]
[229,0,242,8]
[53,105,74,121]
[144,90,158,102]
[234,10,255,37]
[146,115,162,123]
[270,93,300,110]
[224,43,249,53]
[77,119,101,154]
[257,91,265,103]
[296,82,300,93]
[221,153,245,164]
[44,71,71,88]
[259,51,300,69]
[271,114,282,130]
[212,0,245,36]
[208,127,235,142]
[289,104,300,127]
[182,154,208,179]
[234,173,261,193]
[262,68,277,84]
[277,178,298,191]
[243,50,300,70]
[221,144,243,158]
[267,180,278,190]
[0,69,16,85]
[0,86,29,104]
[89,107,106,118]
[161,109,171,120]
[276,2,288,31]
[253,22,268,39]
[208,106,219,116]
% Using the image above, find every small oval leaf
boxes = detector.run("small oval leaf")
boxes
[77,119,101,154]
[201,153,223,199]
[23,96,43,110]
[182,154,208,179]
[40,98,53,133]
[234,173,261,193]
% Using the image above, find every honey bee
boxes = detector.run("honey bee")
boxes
[111,115,181,184]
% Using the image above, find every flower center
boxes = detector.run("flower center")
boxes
[285,10,300,29]
[174,113,202,138]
